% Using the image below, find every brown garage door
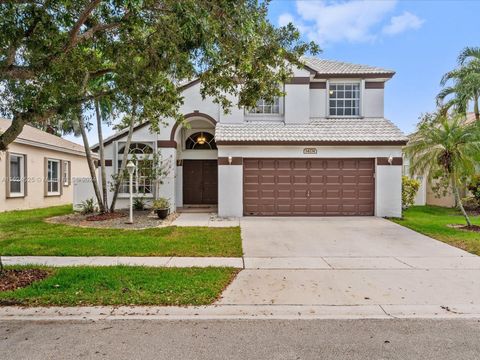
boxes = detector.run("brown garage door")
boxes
[243,158,375,216]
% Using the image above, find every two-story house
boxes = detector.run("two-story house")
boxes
[93,57,408,218]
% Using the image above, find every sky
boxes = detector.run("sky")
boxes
[66,0,480,145]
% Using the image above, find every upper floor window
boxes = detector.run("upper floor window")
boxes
[185,132,217,150]
[329,83,360,117]
[248,97,281,115]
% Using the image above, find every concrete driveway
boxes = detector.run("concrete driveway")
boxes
[219,217,480,315]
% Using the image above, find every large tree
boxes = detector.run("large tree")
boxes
[405,113,480,226]
[0,0,319,151]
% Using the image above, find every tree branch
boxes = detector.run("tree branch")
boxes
[0,65,35,80]
[66,0,102,50]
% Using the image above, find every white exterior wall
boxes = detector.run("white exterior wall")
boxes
[285,83,310,123]
[218,145,403,218]
[376,164,402,217]
[218,165,243,217]
[363,88,384,118]
[310,88,327,118]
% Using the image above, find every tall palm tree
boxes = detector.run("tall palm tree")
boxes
[405,113,480,226]
[437,61,480,120]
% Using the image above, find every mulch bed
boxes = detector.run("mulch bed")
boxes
[0,269,50,292]
[86,212,126,221]
[459,225,480,233]
[46,210,179,230]
[447,224,480,233]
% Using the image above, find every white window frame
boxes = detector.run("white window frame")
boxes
[47,159,61,196]
[327,81,362,117]
[246,96,282,115]
[63,161,70,186]
[115,142,155,197]
[9,153,25,197]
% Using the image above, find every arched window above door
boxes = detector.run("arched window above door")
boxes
[118,142,154,155]
[185,132,217,150]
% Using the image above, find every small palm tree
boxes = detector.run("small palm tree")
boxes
[405,113,480,226]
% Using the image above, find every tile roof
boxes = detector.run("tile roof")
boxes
[0,118,90,156]
[301,57,395,76]
[215,118,408,144]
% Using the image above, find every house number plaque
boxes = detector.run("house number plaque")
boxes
[303,148,317,154]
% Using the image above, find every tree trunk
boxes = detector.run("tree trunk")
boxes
[95,99,108,211]
[452,179,472,226]
[109,112,136,212]
[78,113,106,213]
[0,113,27,151]
[474,96,479,121]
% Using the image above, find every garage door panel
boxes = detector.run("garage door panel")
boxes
[243,158,374,216]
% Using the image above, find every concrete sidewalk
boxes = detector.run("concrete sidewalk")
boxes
[2,304,480,320]
[2,256,243,268]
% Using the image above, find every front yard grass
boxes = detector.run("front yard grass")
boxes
[0,206,242,257]
[0,266,238,306]
[392,206,480,255]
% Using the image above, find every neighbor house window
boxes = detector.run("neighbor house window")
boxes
[9,153,25,197]
[63,161,70,186]
[329,82,360,116]
[248,97,281,114]
[117,142,154,195]
[47,159,60,195]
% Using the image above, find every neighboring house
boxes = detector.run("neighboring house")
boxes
[404,112,477,207]
[0,118,93,212]
[91,57,408,217]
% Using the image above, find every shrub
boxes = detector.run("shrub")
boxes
[79,198,97,215]
[133,196,146,211]
[152,198,170,210]
[402,176,420,209]
[462,196,480,211]
[467,174,480,201]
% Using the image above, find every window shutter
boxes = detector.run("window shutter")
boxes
[5,151,10,198]
[44,157,48,196]
[68,161,71,185]
[23,154,28,196]
[59,160,63,196]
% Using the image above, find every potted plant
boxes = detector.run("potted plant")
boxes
[152,198,170,219]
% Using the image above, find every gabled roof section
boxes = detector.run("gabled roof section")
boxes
[0,118,91,156]
[215,118,408,145]
[301,57,395,78]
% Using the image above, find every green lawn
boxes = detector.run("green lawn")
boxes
[392,206,480,255]
[0,206,242,257]
[0,266,238,306]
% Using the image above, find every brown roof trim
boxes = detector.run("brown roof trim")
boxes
[309,82,327,89]
[218,157,243,165]
[377,157,403,165]
[157,140,177,148]
[365,81,385,89]
[286,77,310,85]
[93,121,151,150]
[178,78,201,92]
[216,140,408,146]
[170,112,217,141]
[314,73,395,79]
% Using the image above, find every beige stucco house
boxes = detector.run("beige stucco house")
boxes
[0,118,93,212]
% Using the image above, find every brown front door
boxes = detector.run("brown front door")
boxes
[183,160,218,204]
[243,158,375,216]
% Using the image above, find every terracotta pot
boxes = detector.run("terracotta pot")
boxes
[155,208,169,219]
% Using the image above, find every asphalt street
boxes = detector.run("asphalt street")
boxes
[2,319,480,360]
